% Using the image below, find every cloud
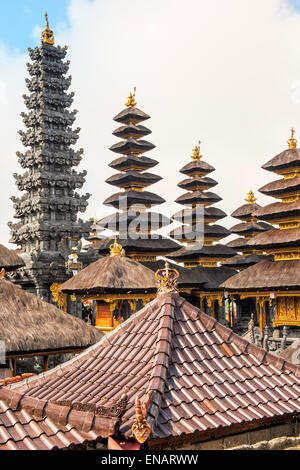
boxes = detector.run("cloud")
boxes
[1,0,300,246]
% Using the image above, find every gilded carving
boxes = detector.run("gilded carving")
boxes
[50,282,68,312]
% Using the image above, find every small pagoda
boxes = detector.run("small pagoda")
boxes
[221,190,272,333]
[61,239,157,332]
[223,190,272,271]
[8,15,91,303]
[167,142,237,318]
[222,129,300,337]
[93,89,179,262]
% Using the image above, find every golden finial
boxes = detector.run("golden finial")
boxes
[0,268,5,279]
[109,237,123,257]
[41,13,55,45]
[244,190,257,204]
[155,261,179,295]
[191,141,202,161]
[287,128,297,149]
[132,393,152,444]
[125,87,137,108]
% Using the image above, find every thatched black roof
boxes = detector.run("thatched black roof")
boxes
[103,190,165,209]
[262,148,300,173]
[94,235,179,255]
[113,107,150,125]
[254,199,300,221]
[0,279,102,356]
[105,171,162,189]
[179,160,215,176]
[177,176,218,191]
[221,259,300,290]
[61,255,157,295]
[259,175,300,197]
[97,211,172,231]
[226,238,248,251]
[246,227,300,250]
[222,254,271,269]
[175,191,222,206]
[109,139,155,156]
[169,224,230,241]
[0,245,25,271]
[230,221,272,236]
[231,203,262,221]
[168,244,236,261]
[172,206,227,223]
[112,124,151,140]
[109,155,158,172]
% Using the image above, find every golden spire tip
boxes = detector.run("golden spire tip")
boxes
[41,12,55,45]
[245,190,257,204]
[191,140,202,160]
[109,237,123,257]
[288,127,297,149]
[125,87,137,108]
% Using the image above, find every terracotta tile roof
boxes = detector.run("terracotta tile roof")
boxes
[0,385,127,450]
[7,294,300,445]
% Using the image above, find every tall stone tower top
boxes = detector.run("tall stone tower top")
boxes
[8,14,91,300]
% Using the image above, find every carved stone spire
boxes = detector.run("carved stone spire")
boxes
[8,14,91,301]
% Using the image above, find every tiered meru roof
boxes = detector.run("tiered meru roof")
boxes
[222,131,300,290]
[93,91,179,260]
[223,191,272,270]
[3,292,300,449]
[168,143,236,268]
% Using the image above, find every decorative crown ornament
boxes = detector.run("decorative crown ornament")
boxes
[244,190,257,204]
[132,393,152,444]
[191,141,202,160]
[155,261,179,294]
[41,13,55,45]
[109,237,123,257]
[287,128,297,149]
[125,87,137,108]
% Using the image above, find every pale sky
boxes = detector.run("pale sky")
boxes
[1,0,300,247]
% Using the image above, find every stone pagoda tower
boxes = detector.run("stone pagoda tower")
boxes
[95,89,179,262]
[222,190,272,271]
[8,15,91,303]
[168,142,236,268]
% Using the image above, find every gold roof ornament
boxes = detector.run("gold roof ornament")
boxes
[125,87,137,108]
[287,128,297,149]
[191,141,202,161]
[41,13,55,45]
[109,237,123,257]
[132,394,152,444]
[244,190,257,204]
[155,261,179,295]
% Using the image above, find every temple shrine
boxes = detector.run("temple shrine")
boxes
[222,129,300,338]
[91,88,180,262]
[60,239,157,332]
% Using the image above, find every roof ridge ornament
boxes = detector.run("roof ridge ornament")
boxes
[109,237,123,257]
[287,128,297,149]
[132,393,152,444]
[155,261,179,294]
[191,140,202,161]
[41,13,55,45]
[125,87,137,108]
[244,190,257,204]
